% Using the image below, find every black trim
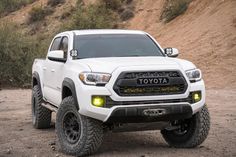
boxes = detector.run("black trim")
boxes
[50,36,62,51]
[48,56,66,63]
[105,104,192,124]
[72,32,76,51]
[104,92,199,108]
[105,95,193,108]
[62,78,79,109]
[32,72,42,95]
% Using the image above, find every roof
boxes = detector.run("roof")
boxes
[69,29,146,35]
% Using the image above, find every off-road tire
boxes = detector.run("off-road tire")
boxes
[32,85,52,129]
[56,96,103,157]
[161,104,210,148]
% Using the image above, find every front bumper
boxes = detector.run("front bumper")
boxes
[75,66,205,122]
[105,103,192,123]
[75,80,205,122]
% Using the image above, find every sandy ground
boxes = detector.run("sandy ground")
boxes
[0,89,236,157]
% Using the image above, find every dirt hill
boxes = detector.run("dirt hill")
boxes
[1,0,236,89]
[126,0,236,89]
[2,0,77,36]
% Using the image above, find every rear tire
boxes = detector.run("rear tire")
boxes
[31,85,52,129]
[56,96,103,157]
[161,104,210,148]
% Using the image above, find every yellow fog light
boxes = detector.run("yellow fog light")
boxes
[92,96,105,107]
[192,92,201,103]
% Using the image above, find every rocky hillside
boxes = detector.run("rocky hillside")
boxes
[1,0,77,36]
[126,0,236,89]
[1,0,235,89]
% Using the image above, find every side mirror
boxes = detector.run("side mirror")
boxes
[164,48,179,57]
[48,50,66,62]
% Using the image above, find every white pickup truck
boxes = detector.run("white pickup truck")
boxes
[32,29,210,156]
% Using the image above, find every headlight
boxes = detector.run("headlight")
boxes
[185,69,202,82]
[79,72,111,86]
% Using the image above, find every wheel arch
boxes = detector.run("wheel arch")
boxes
[62,78,79,109]
[32,72,42,95]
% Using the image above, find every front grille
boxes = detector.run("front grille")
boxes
[113,71,188,96]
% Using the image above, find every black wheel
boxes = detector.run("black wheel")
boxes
[56,96,103,157]
[32,85,52,129]
[161,104,210,148]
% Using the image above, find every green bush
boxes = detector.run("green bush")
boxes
[65,3,118,30]
[0,23,47,87]
[0,0,35,16]
[160,0,192,23]
[28,6,53,23]
[47,0,65,7]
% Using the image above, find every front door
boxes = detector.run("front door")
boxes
[43,36,69,106]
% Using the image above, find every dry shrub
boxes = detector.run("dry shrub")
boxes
[47,0,65,7]
[102,0,123,11]
[64,3,118,30]
[0,0,35,16]
[160,0,192,23]
[28,6,54,23]
[101,0,135,21]
[120,8,134,21]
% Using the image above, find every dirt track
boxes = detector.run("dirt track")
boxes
[0,89,236,157]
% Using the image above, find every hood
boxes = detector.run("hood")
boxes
[77,57,196,73]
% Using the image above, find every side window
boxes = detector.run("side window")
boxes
[50,37,61,51]
[59,36,69,59]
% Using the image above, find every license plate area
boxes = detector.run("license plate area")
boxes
[143,109,166,117]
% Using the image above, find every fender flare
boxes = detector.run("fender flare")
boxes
[32,72,42,95]
[62,78,79,109]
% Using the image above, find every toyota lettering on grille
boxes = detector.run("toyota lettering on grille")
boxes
[137,77,169,85]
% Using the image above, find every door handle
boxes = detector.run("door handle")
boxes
[43,67,47,71]
[51,69,55,72]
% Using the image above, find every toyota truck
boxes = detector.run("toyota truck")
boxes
[32,29,210,156]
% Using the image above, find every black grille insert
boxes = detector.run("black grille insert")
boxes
[113,71,188,96]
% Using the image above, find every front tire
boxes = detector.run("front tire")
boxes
[161,104,210,148]
[56,96,103,157]
[32,85,52,129]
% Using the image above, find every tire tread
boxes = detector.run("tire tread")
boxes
[32,85,51,129]
[161,104,210,148]
[56,96,103,157]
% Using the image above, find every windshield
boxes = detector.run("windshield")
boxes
[73,34,164,59]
